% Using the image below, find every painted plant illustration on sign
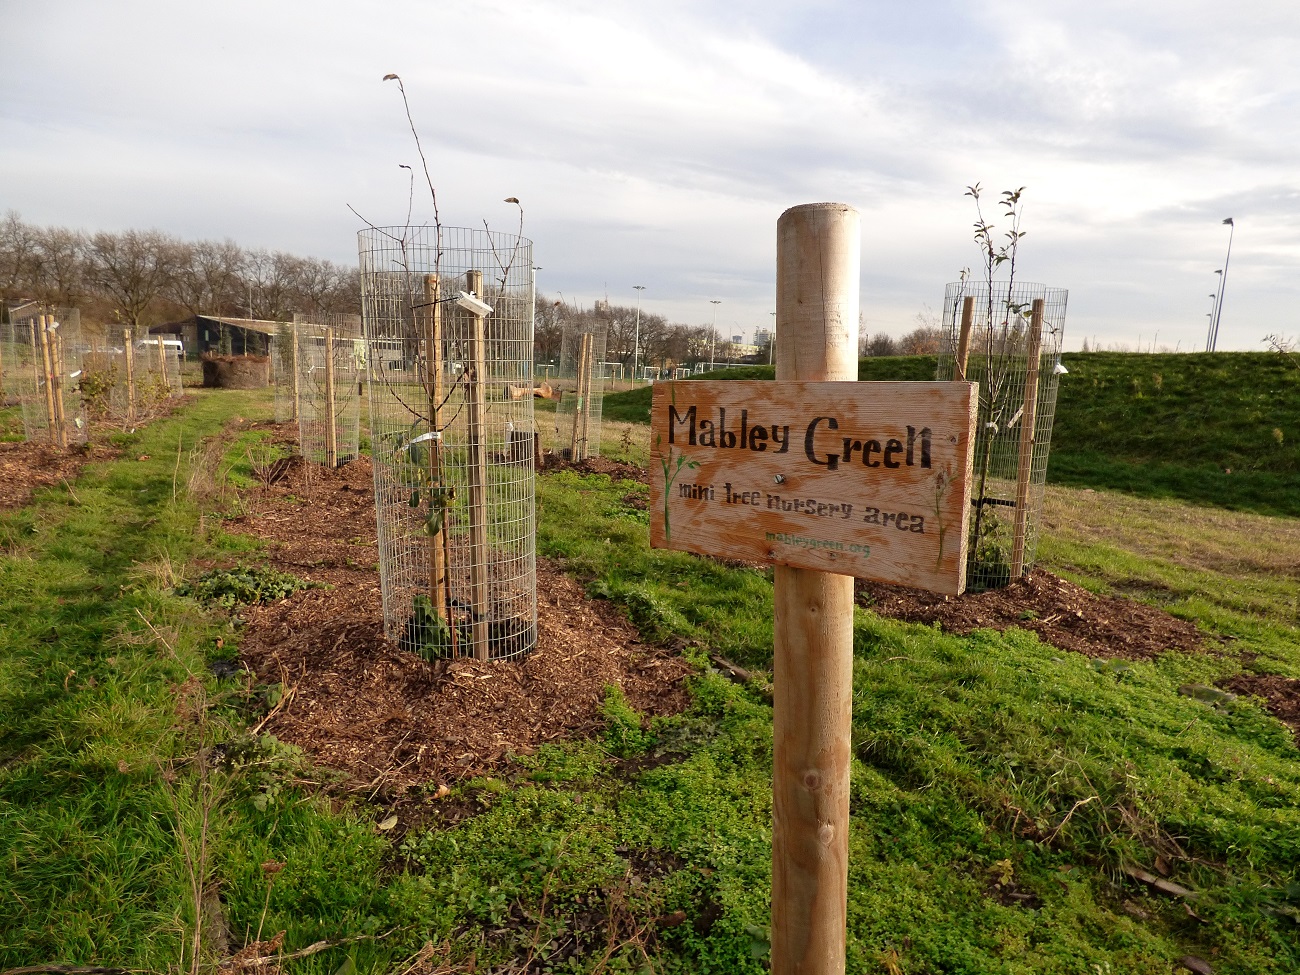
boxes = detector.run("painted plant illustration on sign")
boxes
[656,435,699,544]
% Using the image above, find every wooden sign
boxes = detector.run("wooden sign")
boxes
[649,380,978,595]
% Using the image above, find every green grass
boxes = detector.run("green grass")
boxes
[601,357,937,425]
[5,371,1300,972]
[385,465,1300,972]
[1049,352,1300,517]
[0,391,428,972]
[606,351,1300,517]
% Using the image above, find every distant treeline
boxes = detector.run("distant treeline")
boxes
[0,212,360,331]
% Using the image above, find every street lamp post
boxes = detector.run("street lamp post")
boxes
[1209,218,1234,352]
[633,285,645,384]
[709,299,721,370]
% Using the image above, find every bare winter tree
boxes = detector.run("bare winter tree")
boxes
[168,239,247,318]
[242,248,306,321]
[86,229,182,331]
[0,211,39,308]
[30,226,88,308]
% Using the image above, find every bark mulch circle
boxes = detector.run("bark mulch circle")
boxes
[227,453,692,794]
[855,569,1206,662]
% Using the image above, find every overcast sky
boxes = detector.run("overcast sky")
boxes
[3,0,1297,350]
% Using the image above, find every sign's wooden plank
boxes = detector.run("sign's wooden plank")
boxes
[649,380,977,595]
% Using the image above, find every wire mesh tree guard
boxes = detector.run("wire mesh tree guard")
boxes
[358,225,536,662]
[296,313,362,467]
[271,322,299,424]
[553,321,607,461]
[936,281,1067,590]
[6,307,86,446]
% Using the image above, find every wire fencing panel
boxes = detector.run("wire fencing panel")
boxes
[297,313,362,467]
[936,282,1067,590]
[359,225,536,662]
[272,323,298,424]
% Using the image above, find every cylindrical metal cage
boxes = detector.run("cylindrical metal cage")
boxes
[272,323,298,424]
[935,281,1067,590]
[8,307,86,445]
[358,225,536,661]
[296,313,362,467]
[553,322,607,461]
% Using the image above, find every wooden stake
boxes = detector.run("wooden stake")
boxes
[463,269,491,659]
[1010,298,1045,579]
[323,326,338,467]
[290,322,301,422]
[954,295,975,383]
[570,332,593,461]
[37,315,61,446]
[124,328,136,422]
[772,203,859,975]
[421,274,450,635]
[51,325,69,446]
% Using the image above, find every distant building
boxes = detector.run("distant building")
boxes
[150,315,285,357]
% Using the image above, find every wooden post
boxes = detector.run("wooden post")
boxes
[954,295,975,383]
[570,331,592,461]
[155,335,166,386]
[124,328,136,422]
[580,333,595,458]
[290,323,301,422]
[51,325,69,445]
[463,269,492,660]
[29,323,42,408]
[323,326,338,467]
[772,202,859,975]
[1010,298,1045,579]
[421,274,450,637]
[37,315,61,446]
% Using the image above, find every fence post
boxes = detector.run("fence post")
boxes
[124,328,136,422]
[954,295,975,383]
[463,269,491,659]
[421,274,451,635]
[37,315,62,446]
[51,324,69,445]
[323,326,338,467]
[288,322,300,422]
[772,203,859,975]
[1010,298,1045,578]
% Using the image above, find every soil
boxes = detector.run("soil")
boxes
[855,571,1207,662]
[0,440,102,510]
[225,440,693,795]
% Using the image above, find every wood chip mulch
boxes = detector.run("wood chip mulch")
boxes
[226,453,693,791]
[855,569,1206,662]
[0,440,100,510]
[1223,671,1300,741]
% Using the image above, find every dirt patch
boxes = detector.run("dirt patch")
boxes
[855,570,1205,662]
[0,440,102,510]
[226,454,693,792]
[1222,672,1300,742]
[544,453,649,484]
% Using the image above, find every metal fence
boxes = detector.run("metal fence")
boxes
[7,308,86,445]
[296,313,362,467]
[935,281,1068,590]
[272,323,298,424]
[553,321,607,461]
[358,225,536,661]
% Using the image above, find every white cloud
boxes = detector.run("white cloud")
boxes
[1,0,1298,348]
